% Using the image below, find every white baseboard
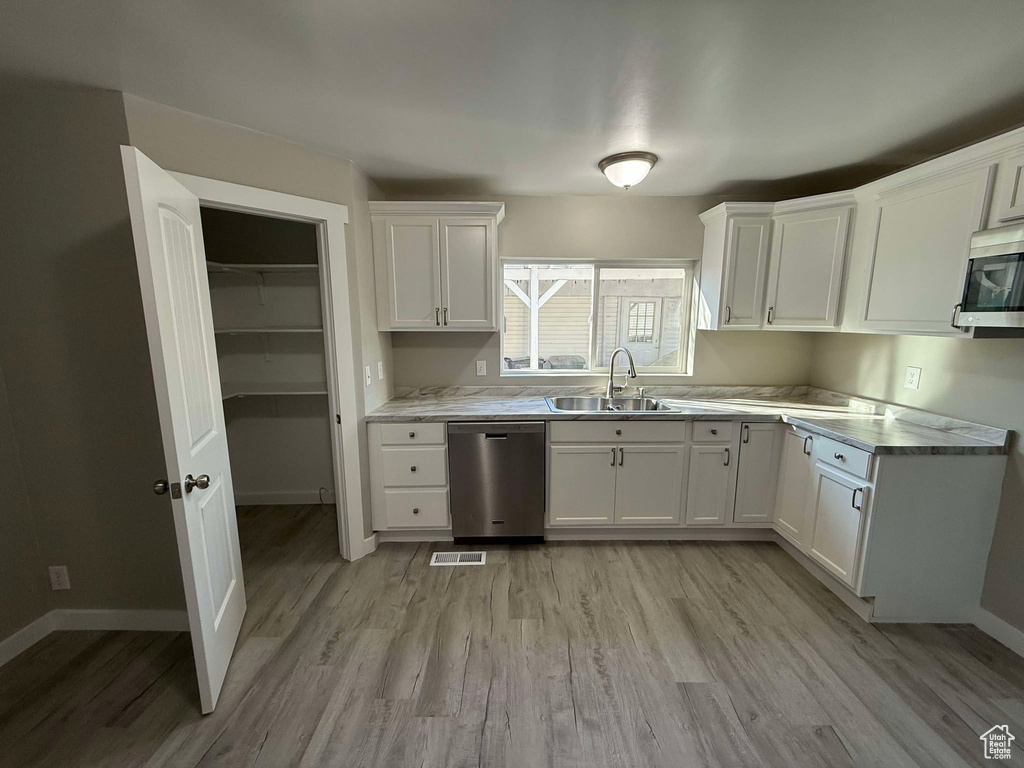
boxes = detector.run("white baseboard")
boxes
[975,607,1024,659]
[545,527,776,542]
[0,608,189,668]
[235,490,336,506]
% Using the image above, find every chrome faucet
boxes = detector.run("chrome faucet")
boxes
[605,347,638,399]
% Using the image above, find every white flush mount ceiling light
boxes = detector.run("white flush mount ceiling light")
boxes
[598,151,659,189]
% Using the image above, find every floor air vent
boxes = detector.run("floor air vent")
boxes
[430,551,487,566]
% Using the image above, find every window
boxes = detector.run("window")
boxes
[501,262,694,374]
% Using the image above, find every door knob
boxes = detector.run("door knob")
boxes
[184,474,211,493]
[153,479,169,496]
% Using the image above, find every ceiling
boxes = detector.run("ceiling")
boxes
[4,0,1024,196]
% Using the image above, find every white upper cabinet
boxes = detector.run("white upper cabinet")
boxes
[992,149,1024,223]
[697,203,773,330]
[371,202,504,331]
[764,196,853,330]
[861,165,995,335]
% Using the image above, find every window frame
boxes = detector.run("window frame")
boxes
[499,258,696,376]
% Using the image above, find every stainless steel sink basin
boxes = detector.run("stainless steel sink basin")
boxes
[546,396,677,413]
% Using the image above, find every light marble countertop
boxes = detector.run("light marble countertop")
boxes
[365,387,1010,456]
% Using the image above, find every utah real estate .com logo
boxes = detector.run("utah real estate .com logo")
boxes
[980,725,1015,760]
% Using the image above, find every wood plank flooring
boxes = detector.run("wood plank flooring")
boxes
[1,504,1023,767]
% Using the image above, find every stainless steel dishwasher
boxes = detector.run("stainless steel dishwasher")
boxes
[447,422,546,542]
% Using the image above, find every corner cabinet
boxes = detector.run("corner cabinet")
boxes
[370,202,505,331]
[764,197,853,330]
[697,203,773,330]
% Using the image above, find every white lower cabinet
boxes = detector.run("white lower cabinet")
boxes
[806,465,868,587]
[773,427,814,545]
[614,445,686,525]
[547,444,618,525]
[733,423,782,523]
[685,444,736,525]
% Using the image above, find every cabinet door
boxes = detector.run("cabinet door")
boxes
[548,445,617,526]
[863,165,994,335]
[774,429,813,546]
[733,423,782,523]
[993,150,1024,223]
[439,217,496,330]
[685,444,735,525]
[807,465,868,586]
[722,215,771,328]
[764,206,850,330]
[614,445,686,525]
[384,217,442,329]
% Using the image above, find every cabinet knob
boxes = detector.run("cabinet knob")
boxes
[615,429,622,436]
[409,431,415,438]
[834,452,845,461]
[710,428,718,435]
[410,466,417,472]
[413,508,420,515]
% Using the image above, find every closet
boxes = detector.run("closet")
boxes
[202,207,336,506]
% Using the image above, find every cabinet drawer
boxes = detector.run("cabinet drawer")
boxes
[381,446,448,487]
[814,435,871,480]
[384,489,449,528]
[691,421,734,443]
[380,422,445,446]
[548,420,686,444]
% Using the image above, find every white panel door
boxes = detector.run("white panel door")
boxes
[764,206,850,330]
[548,445,617,525]
[773,429,813,547]
[685,444,735,525]
[122,147,244,714]
[386,217,442,329]
[722,216,771,328]
[863,165,995,334]
[614,445,686,525]
[439,217,495,330]
[807,465,868,586]
[733,423,782,523]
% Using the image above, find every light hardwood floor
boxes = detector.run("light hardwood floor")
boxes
[1,504,1023,767]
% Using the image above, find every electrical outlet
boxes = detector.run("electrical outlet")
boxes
[377,361,384,380]
[364,365,372,386]
[904,366,922,390]
[49,565,70,591]
[476,360,487,376]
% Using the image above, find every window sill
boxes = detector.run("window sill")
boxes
[500,370,694,378]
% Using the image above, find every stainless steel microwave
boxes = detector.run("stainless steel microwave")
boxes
[958,223,1024,330]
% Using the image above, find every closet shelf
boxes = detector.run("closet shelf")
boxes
[215,326,323,335]
[221,381,329,399]
[207,261,319,273]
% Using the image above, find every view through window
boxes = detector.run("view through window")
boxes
[501,263,692,373]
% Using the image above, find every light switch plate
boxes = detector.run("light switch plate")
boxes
[904,366,922,390]
[364,365,372,386]
[377,361,384,380]
[49,565,70,591]
[476,360,487,376]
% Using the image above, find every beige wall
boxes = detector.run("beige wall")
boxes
[809,333,1024,632]
[386,194,815,388]
[0,358,49,639]
[124,94,391,538]
[0,84,184,626]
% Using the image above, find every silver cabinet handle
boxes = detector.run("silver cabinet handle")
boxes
[742,425,750,444]
[153,479,169,496]
[725,305,732,324]
[852,488,864,511]
[619,447,624,466]
[803,435,812,456]
[435,308,440,326]
[610,447,616,467]
[767,306,774,324]
[443,307,448,326]
[950,302,962,330]
[184,474,210,493]
[834,452,845,461]
[723,448,730,467]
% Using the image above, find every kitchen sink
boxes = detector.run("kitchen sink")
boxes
[545,396,677,413]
